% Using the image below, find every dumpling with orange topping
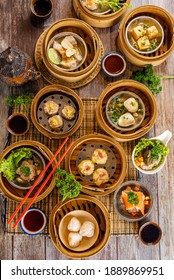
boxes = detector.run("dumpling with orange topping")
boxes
[91,148,108,165]
[61,105,76,120]
[44,100,59,116]
[78,159,94,176]
[48,115,63,131]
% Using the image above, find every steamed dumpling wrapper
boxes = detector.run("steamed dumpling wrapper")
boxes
[118,113,135,127]
[67,217,81,232]
[79,221,95,238]
[124,97,138,113]
[68,232,82,247]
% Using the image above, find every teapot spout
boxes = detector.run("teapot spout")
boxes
[153,130,172,145]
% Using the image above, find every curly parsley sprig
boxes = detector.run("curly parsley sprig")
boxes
[131,65,174,94]
[54,168,82,202]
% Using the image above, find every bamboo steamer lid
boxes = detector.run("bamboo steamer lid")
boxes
[117,5,174,66]
[49,195,110,258]
[65,133,127,196]
[42,18,102,81]
[73,0,131,28]
[30,84,84,139]
[0,140,56,203]
[95,80,157,142]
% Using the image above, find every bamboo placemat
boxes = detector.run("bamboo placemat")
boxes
[2,98,138,235]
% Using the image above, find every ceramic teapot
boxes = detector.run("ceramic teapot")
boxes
[0,47,41,86]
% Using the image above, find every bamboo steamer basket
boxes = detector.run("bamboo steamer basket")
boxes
[49,195,110,259]
[65,133,127,196]
[95,80,157,142]
[117,5,174,66]
[42,18,102,83]
[0,140,56,203]
[73,0,131,28]
[30,84,84,139]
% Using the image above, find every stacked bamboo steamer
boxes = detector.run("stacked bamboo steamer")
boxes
[117,5,174,66]
[73,0,131,28]
[41,18,103,84]
[95,80,157,142]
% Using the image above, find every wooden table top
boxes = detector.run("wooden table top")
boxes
[0,0,174,260]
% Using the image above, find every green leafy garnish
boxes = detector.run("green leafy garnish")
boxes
[109,97,126,122]
[0,148,33,181]
[131,65,174,94]
[134,138,169,169]
[20,166,31,177]
[6,92,33,111]
[128,191,139,205]
[97,0,131,12]
[55,168,82,202]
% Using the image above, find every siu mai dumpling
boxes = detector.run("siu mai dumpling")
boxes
[124,97,138,113]
[79,221,95,238]
[93,168,109,186]
[91,148,108,165]
[67,217,81,232]
[82,0,98,11]
[78,160,94,176]
[61,105,76,120]
[68,232,82,248]
[118,113,135,127]
[48,115,63,131]
[44,100,59,116]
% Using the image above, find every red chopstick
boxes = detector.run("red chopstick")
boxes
[7,136,69,225]
[12,140,74,229]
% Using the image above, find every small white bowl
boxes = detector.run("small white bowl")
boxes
[47,31,87,72]
[132,130,172,175]
[101,51,126,78]
[125,16,164,55]
[20,208,47,236]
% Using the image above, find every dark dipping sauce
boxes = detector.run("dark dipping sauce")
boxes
[34,0,52,16]
[104,55,124,74]
[9,115,28,134]
[141,224,160,243]
[24,210,44,232]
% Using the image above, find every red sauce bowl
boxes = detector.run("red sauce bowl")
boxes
[101,51,126,77]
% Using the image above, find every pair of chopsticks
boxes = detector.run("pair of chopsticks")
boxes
[8,136,74,229]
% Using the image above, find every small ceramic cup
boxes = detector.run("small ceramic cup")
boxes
[101,51,127,78]
[20,208,47,236]
[6,112,30,136]
[139,221,162,245]
[31,0,53,20]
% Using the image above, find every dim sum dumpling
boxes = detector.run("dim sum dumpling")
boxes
[67,217,81,232]
[118,113,135,127]
[61,105,76,120]
[79,221,95,238]
[48,115,64,130]
[91,148,108,165]
[78,160,95,176]
[93,168,109,186]
[44,100,59,116]
[123,97,138,113]
[68,232,82,248]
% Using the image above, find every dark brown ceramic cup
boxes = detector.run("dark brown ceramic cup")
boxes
[139,221,162,245]
[6,113,30,136]
[31,0,53,20]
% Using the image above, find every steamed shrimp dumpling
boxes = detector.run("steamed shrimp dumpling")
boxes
[118,113,135,127]
[68,232,82,248]
[67,217,81,232]
[124,97,138,113]
[79,221,95,238]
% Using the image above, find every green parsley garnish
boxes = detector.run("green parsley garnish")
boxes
[131,65,174,94]
[20,166,31,177]
[55,168,82,202]
[97,0,131,13]
[128,191,139,205]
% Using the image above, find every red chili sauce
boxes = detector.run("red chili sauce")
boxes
[104,55,124,74]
